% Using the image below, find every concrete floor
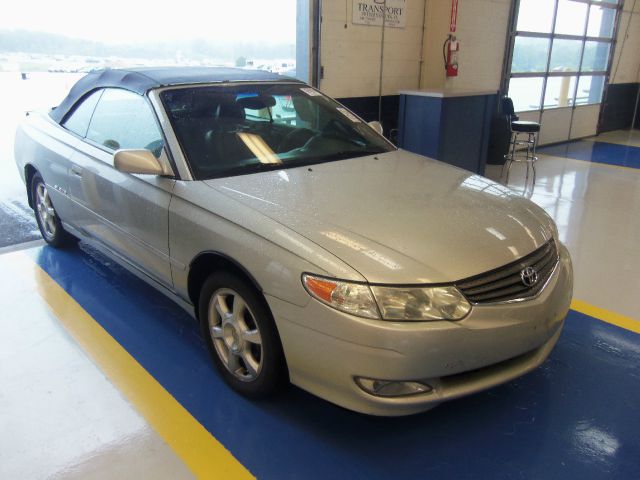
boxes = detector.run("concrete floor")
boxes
[1,130,639,479]
[0,72,82,248]
[486,129,640,320]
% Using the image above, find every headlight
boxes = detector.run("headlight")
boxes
[371,285,471,320]
[302,274,471,321]
[302,274,380,319]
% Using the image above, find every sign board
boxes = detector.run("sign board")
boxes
[352,0,407,28]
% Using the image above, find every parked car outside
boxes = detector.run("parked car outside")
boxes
[14,67,573,415]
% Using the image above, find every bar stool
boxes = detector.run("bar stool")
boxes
[501,97,541,187]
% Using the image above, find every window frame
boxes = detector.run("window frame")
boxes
[502,0,622,119]
[83,87,166,157]
[60,89,104,139]
[59,86,178,177]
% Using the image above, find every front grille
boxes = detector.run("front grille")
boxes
[456,240,559,304]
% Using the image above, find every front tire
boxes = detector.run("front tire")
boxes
[31,172,76,248]
[199,272,286,398]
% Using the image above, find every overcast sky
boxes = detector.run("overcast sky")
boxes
[0,0,297,44]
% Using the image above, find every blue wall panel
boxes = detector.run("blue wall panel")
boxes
[398,93,496,174]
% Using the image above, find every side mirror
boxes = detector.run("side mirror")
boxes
[114,149,165,175]
[368,120,384,135]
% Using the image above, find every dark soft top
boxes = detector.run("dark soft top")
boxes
[49,67,300,123]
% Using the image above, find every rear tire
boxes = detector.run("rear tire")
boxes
[31,172,76,248]
[198,271,286,398]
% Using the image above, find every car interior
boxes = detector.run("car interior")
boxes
[162,86,390,179]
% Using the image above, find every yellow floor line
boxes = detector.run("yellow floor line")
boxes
[29,257,254,480]
[571,299,640,334]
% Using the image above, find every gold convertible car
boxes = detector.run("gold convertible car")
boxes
[14,68,573,415]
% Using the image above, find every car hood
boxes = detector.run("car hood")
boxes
[205,150,554,284]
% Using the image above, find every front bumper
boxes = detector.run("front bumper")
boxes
[267,244,573,416]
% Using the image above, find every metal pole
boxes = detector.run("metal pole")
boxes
[596,2,622,134]
[378,0,387,123]
[539,0,560,124]
[633,11,640,132]
[417,0,428,88]
[632,83,640,130]
[312,0,322,88]
[567,2,591,139]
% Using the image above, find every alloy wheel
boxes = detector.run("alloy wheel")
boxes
[208,288,263,382]
[35,182,57,240]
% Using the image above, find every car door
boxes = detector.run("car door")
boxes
[67,88,175,287]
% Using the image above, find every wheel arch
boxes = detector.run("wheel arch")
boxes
[189,250,290,381]
[24,163,38,208]
[188,251,265,317]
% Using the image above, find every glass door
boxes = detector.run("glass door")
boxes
[503,0,621,144]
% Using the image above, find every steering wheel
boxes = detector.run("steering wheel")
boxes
[277,128,315,153]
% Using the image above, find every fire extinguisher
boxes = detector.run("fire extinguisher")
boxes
[444,0,459,77]
[443,34,459,77]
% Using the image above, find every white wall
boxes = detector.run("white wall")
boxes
[419,0,451,90]
[318,0,511,98]
[319,0,426,98]
[320,0,510,97]
[610,0,640,84]
[421,0,510,92]
[319,0,638,98]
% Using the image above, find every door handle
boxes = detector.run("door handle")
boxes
[70,165,83,177]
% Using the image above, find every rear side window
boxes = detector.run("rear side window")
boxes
[86,88,164,157]
[62,90,102,137]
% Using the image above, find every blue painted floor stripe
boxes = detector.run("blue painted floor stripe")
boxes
[29,245,640,480]
[538,140,640,169]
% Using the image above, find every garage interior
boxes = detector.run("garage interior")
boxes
[1,0,639,479]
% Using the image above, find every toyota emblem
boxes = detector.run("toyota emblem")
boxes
[520,267,539,287]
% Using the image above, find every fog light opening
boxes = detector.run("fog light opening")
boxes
[355,377,433,397]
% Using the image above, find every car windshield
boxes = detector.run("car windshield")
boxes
[160,83,395,179]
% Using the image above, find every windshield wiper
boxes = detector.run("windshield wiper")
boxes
[202,162,284,179]
[321,149,386,161]
[200,150,389,180]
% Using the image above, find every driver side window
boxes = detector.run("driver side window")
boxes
[86,88,164,157]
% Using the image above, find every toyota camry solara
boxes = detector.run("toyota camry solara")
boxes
[14,67,573,416]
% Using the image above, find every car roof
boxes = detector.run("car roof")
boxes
[49,66,302,123]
